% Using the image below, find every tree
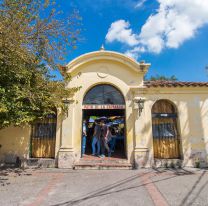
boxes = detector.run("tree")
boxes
[145,75,178,81]
[0,0,81,128]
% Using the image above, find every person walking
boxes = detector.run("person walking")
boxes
[91,121,101,156]
[107,126,117,153]
[100,120,111,158]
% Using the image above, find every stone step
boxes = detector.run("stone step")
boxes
[73,161,133,170]
[79,159,128,164]
[154,158,182,168]
[23,158,55,168]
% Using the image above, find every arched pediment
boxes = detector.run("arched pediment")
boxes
[66,50,150,74]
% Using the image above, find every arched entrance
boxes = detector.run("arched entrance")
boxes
[151,100,181,159]
[82,84,126,159]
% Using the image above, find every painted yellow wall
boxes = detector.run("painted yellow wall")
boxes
[1,50,208,168]
[0,126,30,163]
[62,52,148,165]
[57,50,208,168]
[133,87,208,167]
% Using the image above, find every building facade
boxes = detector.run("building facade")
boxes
[0,50,208,168]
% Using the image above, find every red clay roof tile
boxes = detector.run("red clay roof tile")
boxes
[144,81,208,88]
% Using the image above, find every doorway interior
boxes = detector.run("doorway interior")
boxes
[81,84,126,160]
[82,109,126,159]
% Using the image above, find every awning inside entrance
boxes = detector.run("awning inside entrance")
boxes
[83,109,125,116]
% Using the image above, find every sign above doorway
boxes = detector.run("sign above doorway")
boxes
[82,105,125,110]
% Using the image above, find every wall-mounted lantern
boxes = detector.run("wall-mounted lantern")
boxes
[134,97,145,116]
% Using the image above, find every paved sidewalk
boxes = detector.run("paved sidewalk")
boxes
[0,167,208,206]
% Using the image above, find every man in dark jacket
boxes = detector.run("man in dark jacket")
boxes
[100,120,111,157]
[92,121,101,156]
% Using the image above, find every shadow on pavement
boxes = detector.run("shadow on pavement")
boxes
[152,167,194,175]
[179,170,207,206]
[0,166,32,186]
[52,169,200,206]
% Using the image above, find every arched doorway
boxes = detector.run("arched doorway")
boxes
[82,84,126,159]
[151,100,181,159]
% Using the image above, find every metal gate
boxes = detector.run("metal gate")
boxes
[152,100,180,159]
[31,114,57,158]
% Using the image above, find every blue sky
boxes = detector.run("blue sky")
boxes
[58,0,208,81]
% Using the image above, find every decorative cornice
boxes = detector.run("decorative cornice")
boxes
[66,50,150,74]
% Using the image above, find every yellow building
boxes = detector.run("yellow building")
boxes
[1,49,208,169]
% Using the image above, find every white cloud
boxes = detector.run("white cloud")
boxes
[106,0,208,59]
[77,0,147,11]
[105,20,139,46]
[135,0,147,8]
[125,46,146,59]
[139,0,208,53]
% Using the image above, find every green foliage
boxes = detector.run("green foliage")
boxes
[0,0,81,128]
[145,74,178,81]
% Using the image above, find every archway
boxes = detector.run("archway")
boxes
[151,100,181,159]
[82,84,126,159]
